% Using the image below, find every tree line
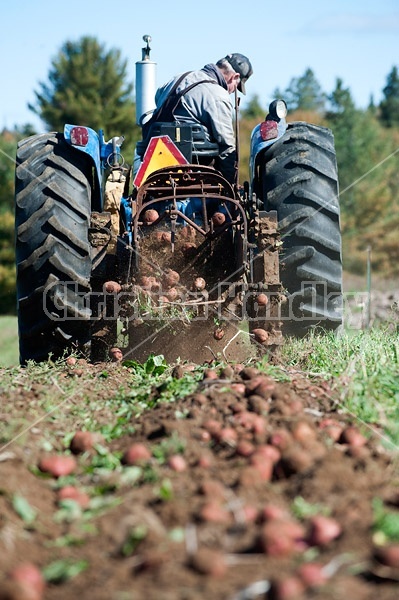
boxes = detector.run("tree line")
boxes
[1,36,398,313]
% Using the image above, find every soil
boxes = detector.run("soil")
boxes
[0,359,399,600]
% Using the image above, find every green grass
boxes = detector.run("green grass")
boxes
[280,326,399,447]
[0,316,18,367]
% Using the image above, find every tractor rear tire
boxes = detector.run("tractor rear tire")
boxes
[261,121,342,336]
[15,132,93,363]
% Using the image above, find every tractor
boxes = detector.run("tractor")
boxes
[14,36,342,365]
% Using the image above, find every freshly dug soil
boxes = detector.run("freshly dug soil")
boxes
[0,360,398,600]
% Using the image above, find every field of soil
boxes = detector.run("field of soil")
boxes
[1,356,399,600]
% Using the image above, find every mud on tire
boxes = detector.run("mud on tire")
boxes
[15,132,93,363]
[261,121,343,336]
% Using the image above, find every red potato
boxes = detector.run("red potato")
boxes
[0,581,42,600]
[237,504,258,524]
[252,328,269,344]
[196,453,213,469]
[122,443,151,466]
[248,456,274,482]
[200,501,230,523]
[280,445,314,475]
[165,287,179,301]
[38,454,76,478]
[259,503,289,523]
[161,231,172,244]
[214,427,238,446]
[213,328,225,341]
[181,242,197,257]
[190,548,227,577]
[258,518,305,557]
[109,347,123,362]
[230,383,246,396]
[202,419,222,434]
[142,208,159,224]
[104,280,121,294]
[65,356,77,366]
[200,479,226,500]
[374,544,399,568]
[211,212,226,227]
[269,576,305,600]
[236,439,256,457]
[339,425,367,447]
[168,454,187,472]
[256,293,269,306]
[307,515,342,547]
[297,562,328,588]
[202,369,218,380]
[69,430,95,454]
[291,420,318,446]
[8,564,45,598]
[162,269,180,288]
[57,486,90,509]
[269,428,293,451]
[193,277,206,291]
[251,444,281,465]
[239,366,260,379]
[244,374,274,397]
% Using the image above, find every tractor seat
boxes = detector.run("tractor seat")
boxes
[136,121,220,164]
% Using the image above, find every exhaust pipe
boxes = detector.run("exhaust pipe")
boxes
[135,34,157,126]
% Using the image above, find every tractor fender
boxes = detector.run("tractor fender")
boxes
[64,124,103,193]
[249,118,288,184]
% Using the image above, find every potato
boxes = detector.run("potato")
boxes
[69,430,95,454]
[339,425,367,447]
[57,486,90,509]
[269,576,305,600]
[374,544,399,568]
[165,287,179,301]
[257,293,269,306]
[200,501,230,523]
[122,443,151,465]
[163,269,180,288]
[142,208,159,224]
[307,515,342,546]
[193,277,206,291]
[190,548,227,577]
[109,347,123,362]
[8,563,45,598]
[168,454,187,472]
[252,328,269,344]
[211,212,226,227]
[297,562,328,588]
[38,455,76,478]
[213,328,225,341]
[104,280,121,294]
[258,519,303,557]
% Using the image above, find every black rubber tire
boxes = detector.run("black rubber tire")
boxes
[15,132,93,363]
[260,121,342,336]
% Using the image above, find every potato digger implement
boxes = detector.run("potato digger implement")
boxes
[14,36,343,365]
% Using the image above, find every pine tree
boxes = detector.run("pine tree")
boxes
[29,37,140,149]
[274,68,326,113]
[379,66,399,127]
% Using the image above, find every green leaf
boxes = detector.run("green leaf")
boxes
[12,494,37,524]
[43,559,88,583]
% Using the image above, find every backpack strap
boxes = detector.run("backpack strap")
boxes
[142,73,218,143]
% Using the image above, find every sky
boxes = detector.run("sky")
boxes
[1,0,398,132]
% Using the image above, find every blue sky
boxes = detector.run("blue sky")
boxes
[1,0,398,131]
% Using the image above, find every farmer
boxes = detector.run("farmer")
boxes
[142,53,253,185]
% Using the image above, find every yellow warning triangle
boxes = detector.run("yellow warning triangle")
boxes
[134,135,188,188]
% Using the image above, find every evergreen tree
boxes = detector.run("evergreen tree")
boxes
[240,94,266,120]
[379,66,399,127]
[29,36,140,150]
[274,68,326,113]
